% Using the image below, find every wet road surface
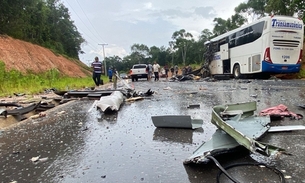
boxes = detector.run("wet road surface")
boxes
[1,78,305,183]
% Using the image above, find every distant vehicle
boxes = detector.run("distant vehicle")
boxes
[119,73,128,79]
[129,64,148,82]
[205,15,304,79]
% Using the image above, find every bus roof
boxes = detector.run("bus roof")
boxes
[209,15,302,43]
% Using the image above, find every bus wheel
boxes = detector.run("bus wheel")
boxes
[233,65,241,79]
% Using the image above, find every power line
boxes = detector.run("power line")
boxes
[75,0,106,43]
[63,0,104,47]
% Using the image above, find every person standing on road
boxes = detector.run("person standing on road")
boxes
[164,64,169,79]
[147,63,153,81]
[153,61,160,81]
[174,65,179,75]
[108,67,113,82]
[91,56,104,87]
[170,67,174,77]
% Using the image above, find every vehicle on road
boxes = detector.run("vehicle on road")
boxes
[205,15,304,79]
[119,73,128,79]
[129,64,148,82]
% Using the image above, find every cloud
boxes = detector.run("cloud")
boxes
[62,0,246,63]
[194,6,217,18]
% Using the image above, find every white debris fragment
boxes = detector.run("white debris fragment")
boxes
[56,111,66,115]
[30,155,40,162]
[38,157,49,163]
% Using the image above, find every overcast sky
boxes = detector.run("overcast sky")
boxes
[61,0,245,65]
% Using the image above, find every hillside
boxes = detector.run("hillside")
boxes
[0,35,91,77]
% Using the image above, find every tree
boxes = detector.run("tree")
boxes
[0,0,85,59]
[168,41,176,66]
[213,14,246,36]
[235,0,267,21]
[171,29,194,66]
[265,0,305,23]
[130,43,149,64]
[198,29,213,63]
[213,18,229,36]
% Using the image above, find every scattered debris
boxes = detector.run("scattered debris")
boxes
[250,94,258,98]
[0,102,22,107]
[29,156,48,164]
[131,89,154,97]
[260,104,303,120]
[268,125,305,132]
[13,93,25,97]
[163,86,172,90]
[30,155,40,162]
[187,104,200,109]
[151,115,203,129]
[184,101,286,164]
[95,91,124,113]
[35,102,55,112]
[125,97,144,102]
[56,111,66,115]
[29,112,47,119]
[0,109,7,118]
[5,102,41,121]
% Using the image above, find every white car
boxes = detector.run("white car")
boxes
[129,64,148,82]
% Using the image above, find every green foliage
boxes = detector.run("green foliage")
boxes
[0,61,100,97]
[0,0,84,59]
[298,67,305,78]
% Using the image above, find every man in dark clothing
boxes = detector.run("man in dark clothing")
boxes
[91,56,104,86]
[170,67,174,77]
[108,67,113,82]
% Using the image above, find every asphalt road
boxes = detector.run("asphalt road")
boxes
[1,78,305,183]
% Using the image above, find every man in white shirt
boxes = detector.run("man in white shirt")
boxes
[153,61,160,81]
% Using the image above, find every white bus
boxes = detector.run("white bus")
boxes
[205,15,304,78]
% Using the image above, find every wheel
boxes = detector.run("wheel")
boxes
[131,76,135,82]
[233,64,241,79]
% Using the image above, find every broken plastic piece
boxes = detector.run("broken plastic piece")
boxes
[187,104,200,109]
[96,91,124,113]
[151,115,203,129]
[268,125,305,132]
[185,101,286,164]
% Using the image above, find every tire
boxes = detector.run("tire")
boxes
[131,76,135,82]
[233,64,241,79]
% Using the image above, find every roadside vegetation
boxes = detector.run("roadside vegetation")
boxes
[0,61,108,97]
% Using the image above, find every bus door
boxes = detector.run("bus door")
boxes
[220,43,230,74]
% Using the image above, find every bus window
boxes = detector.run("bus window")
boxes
[252,21,265,41]
[229,33,236,48]
[235,29,245,46]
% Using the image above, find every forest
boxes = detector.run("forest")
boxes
[0,0,304,72]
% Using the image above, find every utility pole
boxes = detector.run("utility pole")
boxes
[98,43,108,76]
[86,60,91,67]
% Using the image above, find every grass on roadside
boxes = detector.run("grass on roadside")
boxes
[0,62,108,97]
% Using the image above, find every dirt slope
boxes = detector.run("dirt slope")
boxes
[0,35,90,77]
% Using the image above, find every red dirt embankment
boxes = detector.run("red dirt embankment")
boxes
[0,35,90,77]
